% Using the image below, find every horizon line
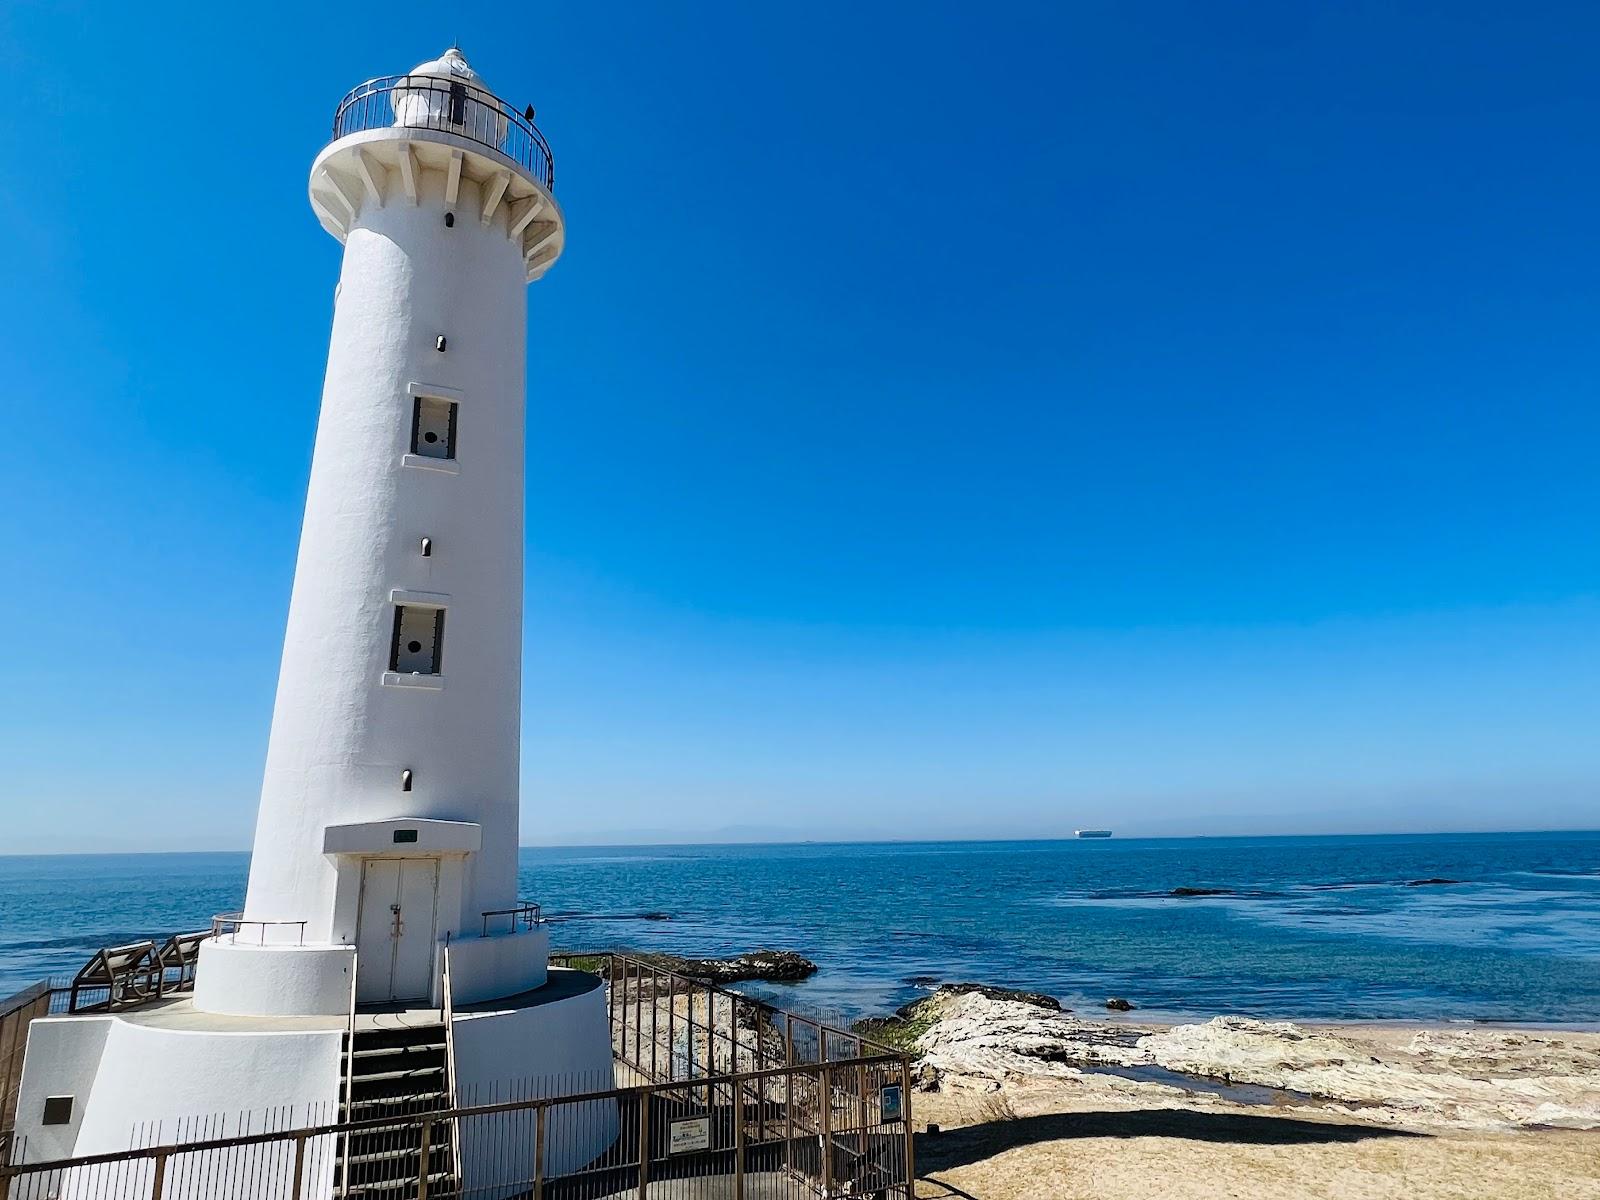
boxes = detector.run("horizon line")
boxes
[3,827,1598,858]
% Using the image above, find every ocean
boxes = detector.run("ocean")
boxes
[2,832,1597,1025]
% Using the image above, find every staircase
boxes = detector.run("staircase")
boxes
[336,1021,458,1199]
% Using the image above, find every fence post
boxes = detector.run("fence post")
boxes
[902,1057,917,1199]
[650,969,659,1082]
[149,1150,168,1200]
[633,960,643,1071]
[637,1085,652,1197]
[609,956,618,1051]
[533,1104,545,1200]
[783,1015,794,1173]
[417,1118,432,1200]
[290,1132,307,1200]
[858,1061,870,1169]
[734,1071,747,1200]
[666,972,676,1082]
[820,1065,834,1196]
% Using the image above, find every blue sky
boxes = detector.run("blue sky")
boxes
[3,3,1599,851]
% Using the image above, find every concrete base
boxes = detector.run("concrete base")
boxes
[11,970,617,1199]
[192,938,355,1016]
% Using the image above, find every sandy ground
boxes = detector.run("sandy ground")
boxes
[911,1088,1600,1200]
[904,1004,1600,1199]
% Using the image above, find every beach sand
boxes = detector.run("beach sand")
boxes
[900,995,1600,1199]
[913,1090,1600,1200]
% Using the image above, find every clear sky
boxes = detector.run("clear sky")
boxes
[3,3,1598,852]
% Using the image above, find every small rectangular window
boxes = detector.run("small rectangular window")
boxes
[390,605,445,675]
[411,395,458,460]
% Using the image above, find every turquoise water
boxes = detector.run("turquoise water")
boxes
[2,833,1597,1023]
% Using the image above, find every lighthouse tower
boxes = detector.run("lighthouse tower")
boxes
[198,45,571,1015]
[217,45,562,1012]
[11,50,616,1182]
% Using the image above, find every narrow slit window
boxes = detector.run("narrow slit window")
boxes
[411,395,458,460]
[390,605,445,675]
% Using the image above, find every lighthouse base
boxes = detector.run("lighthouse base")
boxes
[11,970,617,1199]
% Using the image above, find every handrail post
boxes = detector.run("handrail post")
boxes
[902,1057,916,1198]
[733,1071,747,1200]
[783,1015,794,1174]
[290,1132,307,1200]
[820,1064,834,1196]
[149,1150,168,1200]
[417,1118,432,1200]
[637,1085,651,1195]
[532,1104,545,1200]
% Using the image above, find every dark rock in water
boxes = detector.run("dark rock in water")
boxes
[634,949,817,983]
[639,911,673,921]
[934,982,1062,1011]
[1170,887,1233,897]
[1105,997,1135,1011]
[1404,878,1460,887]
[902,974,940,987]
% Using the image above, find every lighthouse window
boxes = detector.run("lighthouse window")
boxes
[411,395,458,460]
[390,605,445,675]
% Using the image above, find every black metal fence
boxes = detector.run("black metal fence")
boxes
[0,954,913,1199]
[332,74,555,192]
[0,983,51,1143]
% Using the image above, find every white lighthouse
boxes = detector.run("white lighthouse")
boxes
[224,44,560,1012]
[12,49,616,1188]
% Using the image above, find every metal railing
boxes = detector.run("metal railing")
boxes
[439,939,461,1195]
[335,950,357,1199]
[210,913,308,946]
[0,983,52,1159]
[1,953,915,1199]
[331,73,555,192]
[480,901,543,937]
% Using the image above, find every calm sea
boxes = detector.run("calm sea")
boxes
[2,833,1597,1024]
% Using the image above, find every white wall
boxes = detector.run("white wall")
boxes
[452,972,619,1192]
[14,1015,342,1199]
[192,940,355,1016]
[245,154,531,945]
[448,927,549,1004]
[11,1016,111,1164]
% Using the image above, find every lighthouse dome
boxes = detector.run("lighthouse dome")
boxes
[408,46,491,90]
[392,47,507,144]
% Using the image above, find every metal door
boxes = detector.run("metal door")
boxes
[355,858,440,1003]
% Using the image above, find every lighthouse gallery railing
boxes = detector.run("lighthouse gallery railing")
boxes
[331,74,555,193]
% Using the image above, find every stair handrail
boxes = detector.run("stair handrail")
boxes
[338,948,358,1198]
[439,935,461,1193]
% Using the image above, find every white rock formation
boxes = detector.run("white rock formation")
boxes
[911,992,1600,1131]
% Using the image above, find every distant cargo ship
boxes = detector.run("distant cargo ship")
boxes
[1075,829,1113,838]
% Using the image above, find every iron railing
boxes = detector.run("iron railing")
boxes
[331,74,555,192]
[1,953,915,1198]
[211,913,308,946]
[480,901,543,937]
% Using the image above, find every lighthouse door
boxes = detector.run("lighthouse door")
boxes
[355,858,440,1003]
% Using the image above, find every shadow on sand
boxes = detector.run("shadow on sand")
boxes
[918,1106,1426,1173]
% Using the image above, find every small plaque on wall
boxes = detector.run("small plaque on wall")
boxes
[393,829,419,844]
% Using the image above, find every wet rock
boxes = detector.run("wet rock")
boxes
[634,949,817,983]
[935,982,1062,1011]
[1404,878,1460,887]
[1105,997,1135,1011]
[1170,887,1233,897]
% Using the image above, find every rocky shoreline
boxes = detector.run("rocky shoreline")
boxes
[871,987,1600,1132]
